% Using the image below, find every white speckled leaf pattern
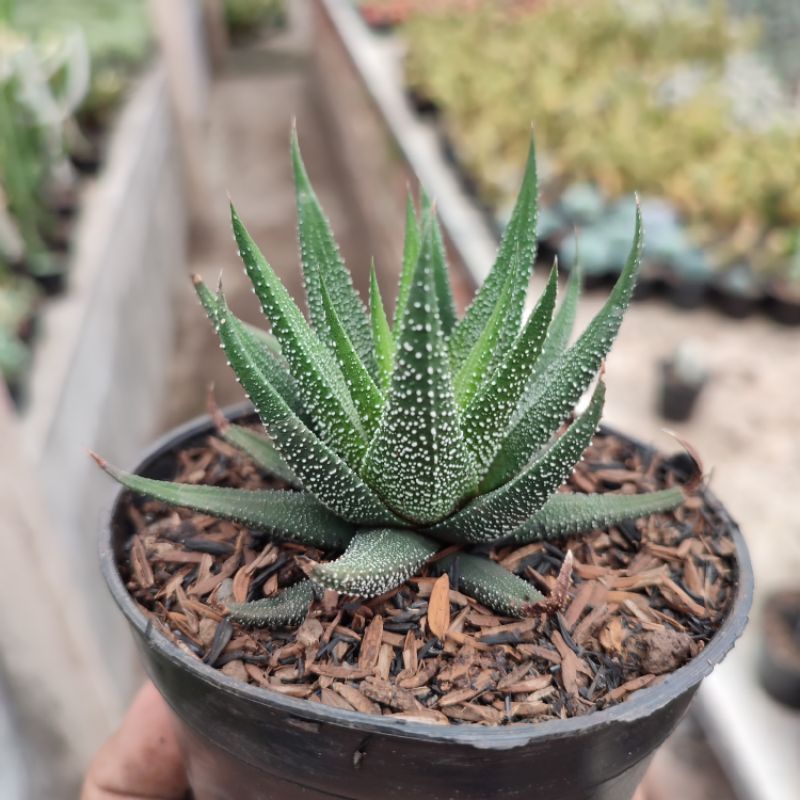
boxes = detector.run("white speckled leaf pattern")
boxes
[448,138,539,369]
[422,192,458,337]
[462,262,558,478]
[453,249,518,409]
[482,207,642,492]
[227,581,315,628]
[319,278,383,436]
[195,279,303,415]
[432,380,606,543]
[534,259,582,378]
[203,285,402,526]
[369,262,394,392]
[312,529,438,597]
[439,553,544,616]
[393,191,421,336]
[362,217,478,525]
[97,463,353,550]
[291,131,377,379]
[231,205,367,467]
[511,487,684,544]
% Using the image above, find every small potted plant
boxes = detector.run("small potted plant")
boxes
[759,589,800,708]
[97,132,752,800]
[658,340,709,423]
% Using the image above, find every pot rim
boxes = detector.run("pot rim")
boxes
[100,402,753,750]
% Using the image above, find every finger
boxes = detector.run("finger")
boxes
[81,682,188,800]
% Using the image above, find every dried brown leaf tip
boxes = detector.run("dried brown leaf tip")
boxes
[531,550,574,615]
[662,430,705,492]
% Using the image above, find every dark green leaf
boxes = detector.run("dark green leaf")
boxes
[198,281,402,526]
[319,278,383,436]
[437,553,543,616]
[422,193,457,337]
[393,190,420,335]
[370,261,394,393]
[230,204,367,466]
[194,277,302,414]
[449,137,538,367]
[461,262,558,477]
[453,250,517,408]
[535,259,582,376]
[311,529,438,597]
[362,218,477,525]
[94,458,353,550]
[431,380,605,544]
[512,487,684,543]
[291,130,376,377]
[227,581,314,628]
[483,205,641,491]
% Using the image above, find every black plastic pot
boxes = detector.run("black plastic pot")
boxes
[758,590,800,709]
[100,406,753,800]
[658,361,706,422]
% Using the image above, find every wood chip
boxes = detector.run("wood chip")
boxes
[604,674,656,703]
[357,615,384,671]
[320,687,355,712]
[331,683,381,715]
[392,709,450,725]
[428,573,451,639]
[360,678,421,712]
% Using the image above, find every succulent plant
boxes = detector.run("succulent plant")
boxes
[96,133,686,628]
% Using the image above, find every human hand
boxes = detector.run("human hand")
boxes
[81,681,188,800]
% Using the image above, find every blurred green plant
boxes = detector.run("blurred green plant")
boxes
[0,6,91,390]
[404,0,800,278]
[15,0,152,126]
[224,0,286,41]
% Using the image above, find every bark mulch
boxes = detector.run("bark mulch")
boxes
[119,429,736,726]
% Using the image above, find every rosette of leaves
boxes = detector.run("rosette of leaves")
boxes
[96,132,685,628]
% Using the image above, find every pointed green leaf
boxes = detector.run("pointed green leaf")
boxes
[370,261,394,392]
[311,529,438,597]
[362,219,478,525]
[199,282,402,526]
[227,581,314,628]
[437,553,543,617]
[536,259,582,376]
[94,459,353,550]
[453,250,517,408]
[431,380,605,544]
[230,205,367,466]
[220,424,301,488]
[393,190,420,335]
[422,192,458,337]
[512,487,684,544]
[319,278,383,435]
[194,278,302,414]
[291,130,376,377]
[243,323,282,359]
[483,206,641,491]
[462,263,558,477]
[449,137,538,366]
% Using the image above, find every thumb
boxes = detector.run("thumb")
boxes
[81,681,189,800]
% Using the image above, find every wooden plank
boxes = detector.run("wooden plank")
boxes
[21,65,187,703]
